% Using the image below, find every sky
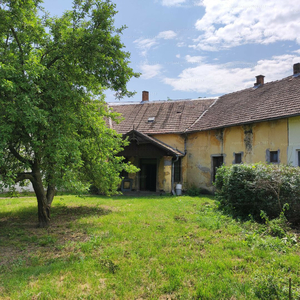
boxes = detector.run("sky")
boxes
[42,0,300,103]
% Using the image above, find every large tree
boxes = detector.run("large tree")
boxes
[0,0,138,227]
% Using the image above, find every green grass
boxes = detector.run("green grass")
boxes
[0,194,299,299]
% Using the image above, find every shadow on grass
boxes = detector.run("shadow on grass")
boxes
[0,205,112,267]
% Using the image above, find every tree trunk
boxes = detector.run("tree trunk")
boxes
[31,170,50,228]
[46,184,56,207]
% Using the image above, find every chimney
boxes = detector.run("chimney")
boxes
[254,75,265,86]
[142,91,149,102]
[293,63,300,75]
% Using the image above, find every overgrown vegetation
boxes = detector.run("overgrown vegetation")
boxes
[0,194,299,299]
[215,163,300,225]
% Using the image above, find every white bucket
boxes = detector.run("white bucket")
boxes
[175,184,182,196]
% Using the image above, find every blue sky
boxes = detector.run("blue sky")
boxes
[43,0,300,103]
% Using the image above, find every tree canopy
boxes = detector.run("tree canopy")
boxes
[0,0,139,227]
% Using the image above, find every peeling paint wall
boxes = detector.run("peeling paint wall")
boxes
[186,119,288,190]
[250,119,287,163]
[186,130,223,190]
[144,119,288,191]
[151,133,187,190]
[287,116,300,166]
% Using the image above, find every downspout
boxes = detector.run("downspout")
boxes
[171,155,179,195]
[171,134,188,195]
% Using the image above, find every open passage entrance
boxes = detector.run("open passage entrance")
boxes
[140,158,157,191]
[212,155,224,182]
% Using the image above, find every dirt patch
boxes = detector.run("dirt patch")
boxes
[0,205,112,267]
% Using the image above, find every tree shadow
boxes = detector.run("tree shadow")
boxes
[0,205,112,267]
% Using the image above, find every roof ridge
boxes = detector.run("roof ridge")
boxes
[218,74,294,99]
[185,98,219,132]
[108,97,218,106]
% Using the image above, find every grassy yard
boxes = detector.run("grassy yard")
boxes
[0,194,299,299]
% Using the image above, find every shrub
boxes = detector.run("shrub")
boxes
[215,163,300,225]
[186,185,201,196]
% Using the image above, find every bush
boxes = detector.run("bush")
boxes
[215,163,300,225]
[186,185,201,196]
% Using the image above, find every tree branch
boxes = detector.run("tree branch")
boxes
[8,145,33,166]
[15,172,34,183]
[5,34,9,51]
[47,55,61,68]
[41,49,51,62]
[10,27,23,62]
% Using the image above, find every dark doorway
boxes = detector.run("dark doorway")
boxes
[140,159,157,191]
[212,155,224,182]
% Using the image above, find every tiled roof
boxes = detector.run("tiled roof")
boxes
[189,74,300,132]
[109,99,215,134]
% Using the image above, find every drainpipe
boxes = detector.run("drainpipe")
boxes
[171,155,179,195]
[184,134,187,155]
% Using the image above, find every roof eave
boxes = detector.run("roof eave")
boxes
[187,113,300,133]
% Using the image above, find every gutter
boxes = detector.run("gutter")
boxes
[171,134,188,195]
[171,154,180,195]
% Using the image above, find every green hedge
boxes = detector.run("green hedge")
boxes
[215,163,300,225]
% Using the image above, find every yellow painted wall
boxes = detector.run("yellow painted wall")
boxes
[250,119,287,164]
[152,133,185,153]
[186,130,222,190]
[186,119,288,190]
[152,133,187,190]
[288,116,300,166]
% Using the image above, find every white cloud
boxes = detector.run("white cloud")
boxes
[134,38,158,56]
[134,30,177,57]
[157,30,177,40]
[185,55,205,63]
[161,0,187,6]
[163,53,300,95]
[140,63,163,79]
[192,0,300,51]
[177,42,186,48]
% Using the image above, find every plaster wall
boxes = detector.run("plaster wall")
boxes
[250,119,287,164]
[287,116,300,166]
[186,119,288,189]
[152,133,188,190]
[186,130,222,189]
[152,133,185,153]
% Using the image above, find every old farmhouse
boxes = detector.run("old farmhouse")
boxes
[108,63,300,194]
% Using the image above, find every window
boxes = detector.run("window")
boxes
[234,153,242,164]
[148,117,155,123]
[212,155,224,182]
[270,151,279,163]
[174,158,181,182]
[298,151,300,167]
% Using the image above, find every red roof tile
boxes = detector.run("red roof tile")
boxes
[109,99,215,134]
[189,75,300,131]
